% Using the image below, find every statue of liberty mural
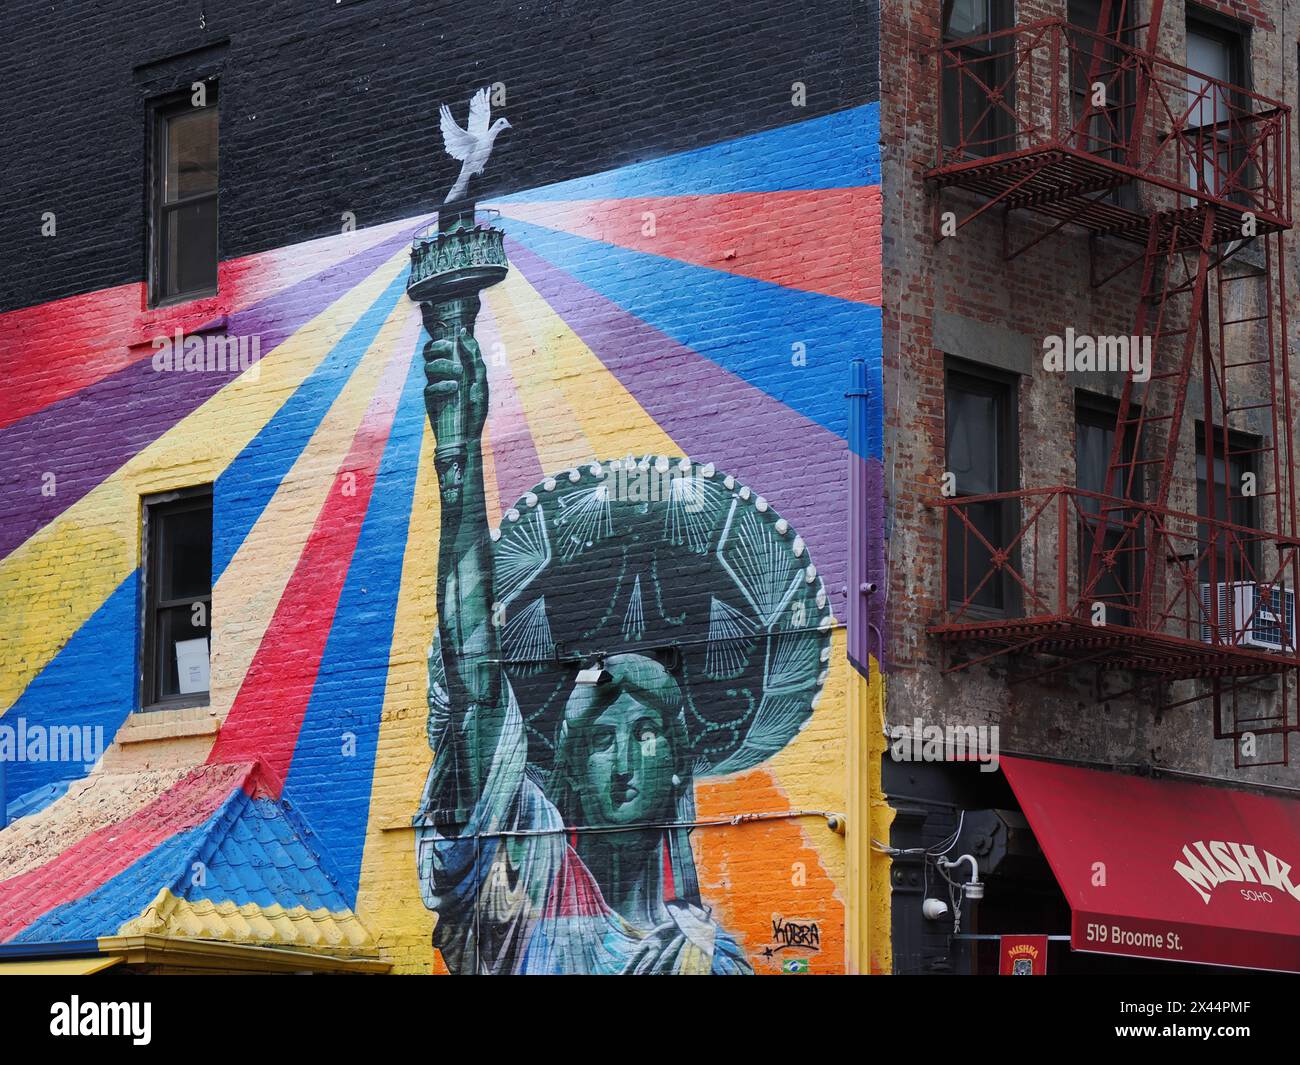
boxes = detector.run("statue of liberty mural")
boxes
[409,250,832,977]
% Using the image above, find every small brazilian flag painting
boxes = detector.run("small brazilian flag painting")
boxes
[781,958,811,974]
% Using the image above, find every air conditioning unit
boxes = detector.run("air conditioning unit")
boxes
[1199,582,1296,652]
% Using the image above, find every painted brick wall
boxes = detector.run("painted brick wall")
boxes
[0,0,888,974]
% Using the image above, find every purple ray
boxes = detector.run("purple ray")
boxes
[0,227,418,560]
[505,236,851,620]
[475,298,546,512]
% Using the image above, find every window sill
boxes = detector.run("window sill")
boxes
[118,705,220,745]
[126,311,228,351]
[147,287,220,313]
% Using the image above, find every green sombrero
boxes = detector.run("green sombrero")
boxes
[428,456,833,777]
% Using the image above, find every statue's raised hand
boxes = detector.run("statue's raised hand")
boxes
[423,326,489,450]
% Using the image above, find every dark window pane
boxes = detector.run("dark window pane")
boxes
[1067,0,1100,26]
[1076,409,1141,504]
[1197,435,1258,584]
[159,507,212,601]
[1076,419,1109,499]
[164,107,218,202]
[1076,405,1143,625]
[164,199,218,298]
[946,0,990,38]
[946,388,998,495]
[1187,32,1232,126]
[948,503,1004,610]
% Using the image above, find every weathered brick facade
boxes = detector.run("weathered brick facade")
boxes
[881,0,1300,973]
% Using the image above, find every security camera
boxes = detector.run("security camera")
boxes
[922,898,950,920]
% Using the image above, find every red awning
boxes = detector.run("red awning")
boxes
[1001,755,1300,973]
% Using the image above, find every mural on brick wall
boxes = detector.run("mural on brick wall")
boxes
[0,103,882,973]
[410,91,834,973]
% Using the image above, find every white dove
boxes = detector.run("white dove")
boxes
[439,87,512,203]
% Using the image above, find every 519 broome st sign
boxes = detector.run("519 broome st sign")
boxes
[1003,759,1300,973]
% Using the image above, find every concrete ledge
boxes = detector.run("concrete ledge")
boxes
[933,310,1034,376]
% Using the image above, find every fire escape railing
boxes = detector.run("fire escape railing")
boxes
[935,487,1300,667]
[933,18,1291,229]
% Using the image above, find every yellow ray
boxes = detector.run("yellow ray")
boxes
[485,267,677,462]
[766,628,848,816]
[354,418,440,973]
[0,248,411,710]
[479,420,503,524]
[481,274,593,473]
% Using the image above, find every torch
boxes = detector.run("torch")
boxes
[407,201,509,464]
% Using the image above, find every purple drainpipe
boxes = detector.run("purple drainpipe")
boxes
[847,358,876,677]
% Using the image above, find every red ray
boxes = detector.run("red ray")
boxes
[205,337,414,788]
[0,224,410,431]
[493,189,882,305]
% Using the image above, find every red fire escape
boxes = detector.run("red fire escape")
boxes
[927,2,1299,764]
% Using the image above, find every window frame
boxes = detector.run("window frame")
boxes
[139,485,214,712]
[147,82,220,309]
[944,360,1022,616]
[1195,423,1261,586]
[1183,10,1250,202]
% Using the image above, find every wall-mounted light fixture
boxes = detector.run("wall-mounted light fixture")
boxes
[575,659,612,686]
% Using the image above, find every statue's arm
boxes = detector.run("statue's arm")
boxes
[425,323,506,801]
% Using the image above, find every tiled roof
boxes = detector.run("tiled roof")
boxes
[0,763,194,884]
[0,761,376,957]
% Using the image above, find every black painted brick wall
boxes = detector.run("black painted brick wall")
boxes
[0,0,879,311]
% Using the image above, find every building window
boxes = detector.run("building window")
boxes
[1196,425,1259,585]
[149,85,219,307]
[941,0,1014,158]
[1075,395,1142,625]
[141,487,213,710]
[1067,0,1135,201]
[1185,14,1247,198]
[945,363,1019,612]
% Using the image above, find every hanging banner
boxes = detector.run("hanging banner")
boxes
[1000,935,1049,975]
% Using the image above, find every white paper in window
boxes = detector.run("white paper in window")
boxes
[175,637,210,695]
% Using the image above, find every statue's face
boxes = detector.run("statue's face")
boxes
[580,692,676,827]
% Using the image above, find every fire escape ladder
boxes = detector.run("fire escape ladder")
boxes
[1209,229,1300,768]
[1084,208,1217,624]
